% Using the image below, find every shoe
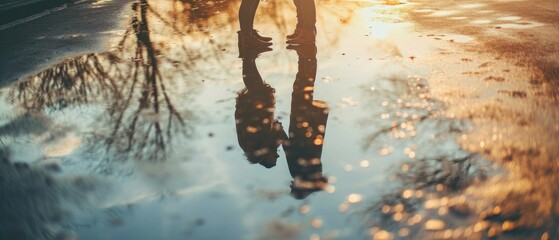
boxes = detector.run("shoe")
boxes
[287,44,317,58]
[286,28,302,39]
[238,31,272,47]
[239,45,272,59]
[286,29,316,45]
[252,29,272,42]
[238,31,272,58]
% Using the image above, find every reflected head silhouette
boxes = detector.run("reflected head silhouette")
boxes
[283,43,329,199]
[235,46,286,168]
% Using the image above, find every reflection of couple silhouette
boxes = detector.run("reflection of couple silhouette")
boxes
[235,43,328,200]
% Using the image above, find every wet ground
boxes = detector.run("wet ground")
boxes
[0,0,558,239]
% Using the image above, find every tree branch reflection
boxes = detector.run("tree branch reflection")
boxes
[103,0,188,162]
[8,0,202,164]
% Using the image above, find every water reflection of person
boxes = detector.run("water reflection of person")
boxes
[283,44,329,199]
[235,46,287,168]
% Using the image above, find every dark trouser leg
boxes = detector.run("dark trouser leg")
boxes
[250,0,260,30]
[301,0,316,31]
[293,0,316,31]
[293,0,303,30]
[239,0,259,34]
[239,0,273,47]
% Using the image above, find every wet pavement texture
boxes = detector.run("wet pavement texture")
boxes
[0,0,558,239]
[0,0,130,85]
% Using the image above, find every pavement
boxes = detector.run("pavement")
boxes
[0,0,131,86]
[387,0,559,238]
[0,0,77,25]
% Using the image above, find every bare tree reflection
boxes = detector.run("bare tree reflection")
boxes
[350,60,492,237]
[360,153,489,231]
[353,64,557,238]
[357,80,493,237]
[103,0,188,162]
[11,53,119,111]
[7,0,201,164]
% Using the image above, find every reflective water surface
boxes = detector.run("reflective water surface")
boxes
[1,0,558,239]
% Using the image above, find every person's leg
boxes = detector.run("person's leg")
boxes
[239,0,272,46]
[287,0,304,38]
[249,0,260,29]
[293,0,303,31]
[239,0,258,34]
[249,0,272,41]
[287,0,316,44]
[299,0,316,31]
